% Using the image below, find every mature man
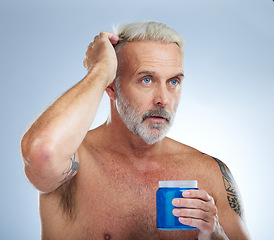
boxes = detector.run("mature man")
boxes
[21,21,250,239]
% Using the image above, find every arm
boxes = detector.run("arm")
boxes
[21,32,119,193]
[172,158,250,239]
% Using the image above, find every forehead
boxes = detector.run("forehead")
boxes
[119,41,183,76]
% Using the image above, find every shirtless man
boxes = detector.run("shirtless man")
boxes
[21,21,250,239]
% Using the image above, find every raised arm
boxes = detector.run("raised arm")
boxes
[21,32,119,193]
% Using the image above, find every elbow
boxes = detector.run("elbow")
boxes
[21,132,53,166]
[21,134,57,192]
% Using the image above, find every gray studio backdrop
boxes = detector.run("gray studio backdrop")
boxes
[1,0,273,239]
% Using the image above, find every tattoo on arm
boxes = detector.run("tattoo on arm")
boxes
[59,153,79,184]
[212,156,244,219]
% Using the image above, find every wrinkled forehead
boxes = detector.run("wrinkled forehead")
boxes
[118,41,183,75]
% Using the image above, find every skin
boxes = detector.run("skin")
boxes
[21,31,250,240]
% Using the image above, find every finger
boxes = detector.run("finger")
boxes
[178,217,214,233]
[183,190,214,203]
[88,42,94,49]
[172,198,216,213]
[99,31,119,45]
[87,35,100,50]
[173,207,214,223]
[93,35,99,42]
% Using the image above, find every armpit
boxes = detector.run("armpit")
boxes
[57,173,77,219]
[57,153,79,218]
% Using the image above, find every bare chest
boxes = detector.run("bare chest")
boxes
[70,155,199,239]
[74,160,158,237]
[40,151,202,239]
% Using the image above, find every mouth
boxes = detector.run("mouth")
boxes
[142,108,171,123]
[146,115,168,123]
[150,115,165,119]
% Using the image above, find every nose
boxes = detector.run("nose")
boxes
[153,83,169,107]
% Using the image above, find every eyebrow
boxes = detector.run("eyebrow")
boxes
[137,71,155,76]
[138,71,184,78]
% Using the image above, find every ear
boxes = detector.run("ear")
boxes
[105,82,116,100]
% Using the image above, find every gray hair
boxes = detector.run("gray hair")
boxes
[113,21,184,57]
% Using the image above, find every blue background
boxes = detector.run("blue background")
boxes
[1,0,273,239]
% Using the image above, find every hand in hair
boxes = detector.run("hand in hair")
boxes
[83,31,119,85]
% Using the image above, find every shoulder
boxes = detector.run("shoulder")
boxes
[164,137,222,171]
[165,138,244,216]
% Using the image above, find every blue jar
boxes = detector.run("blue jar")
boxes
[156,180,198,231]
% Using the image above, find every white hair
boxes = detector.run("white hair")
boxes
[113,21,184,57]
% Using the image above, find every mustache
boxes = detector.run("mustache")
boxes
[142,107,171,122]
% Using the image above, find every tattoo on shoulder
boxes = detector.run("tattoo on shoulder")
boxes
[59,153,79,184]
[211,156,243,219]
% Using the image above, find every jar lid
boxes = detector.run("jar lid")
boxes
[159,180,197,188]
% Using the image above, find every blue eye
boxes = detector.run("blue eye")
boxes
[170,79,179,86]
[142,77,152,84]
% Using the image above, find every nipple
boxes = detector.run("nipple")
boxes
[104,233,111,240]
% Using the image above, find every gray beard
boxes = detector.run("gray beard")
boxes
[115,87,177,145]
